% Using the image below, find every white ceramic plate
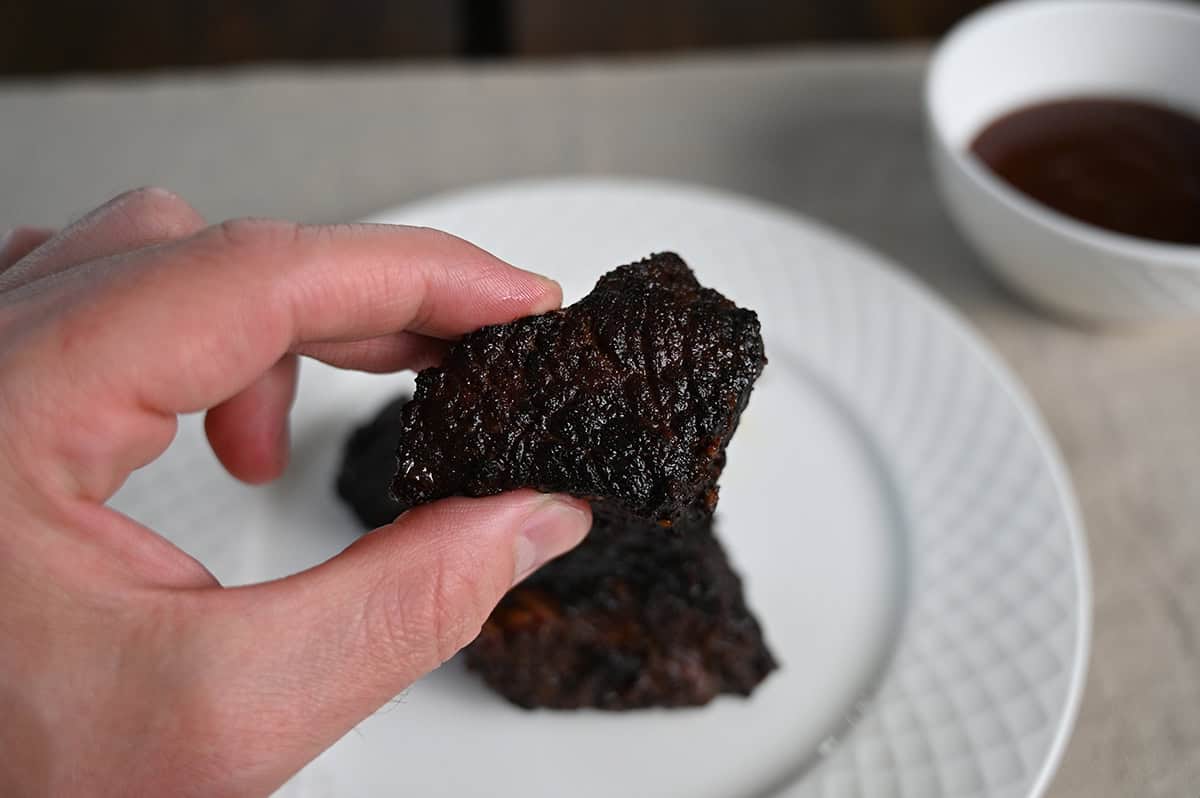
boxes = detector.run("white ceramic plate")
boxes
[109,178,1090,798]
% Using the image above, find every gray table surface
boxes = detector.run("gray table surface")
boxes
[3,48,1197,798]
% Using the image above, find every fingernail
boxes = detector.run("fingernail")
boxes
[513,497,590,583]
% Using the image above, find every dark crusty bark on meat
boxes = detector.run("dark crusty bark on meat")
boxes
[337,253,774,709]
[390,252,765,522]
[335,388,776,710]
[465,506,777,709]
[336,394,407,529]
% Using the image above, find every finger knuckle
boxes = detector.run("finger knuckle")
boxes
[412,225,463,247]
[371,551,493,670]
[114,187,205,236]
[211,217,301,252]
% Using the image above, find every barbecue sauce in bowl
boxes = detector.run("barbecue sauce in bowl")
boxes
[970,98,1200,245]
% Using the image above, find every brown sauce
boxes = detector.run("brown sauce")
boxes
[970,98,1200,246]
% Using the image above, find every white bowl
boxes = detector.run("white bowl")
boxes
[926,0,1200,324]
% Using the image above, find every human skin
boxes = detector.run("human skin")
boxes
[0,188,591,798]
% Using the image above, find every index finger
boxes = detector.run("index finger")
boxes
[18,220,560,501]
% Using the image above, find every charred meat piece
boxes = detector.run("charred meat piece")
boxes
[336,394,407,529]
[391,252,765,522]
[336,390,776,710]
[465,507,776,709]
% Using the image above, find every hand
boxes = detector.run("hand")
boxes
[0,189,591,797]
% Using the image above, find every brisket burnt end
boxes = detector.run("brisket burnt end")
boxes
[390,252,765,522]
[465,507,777,709]
[335,392,777,711]
[335,394,407,529]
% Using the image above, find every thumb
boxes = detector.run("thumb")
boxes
[186,491,590,793]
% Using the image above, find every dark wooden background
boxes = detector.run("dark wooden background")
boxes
[2,0,1005,75]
